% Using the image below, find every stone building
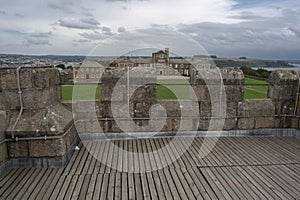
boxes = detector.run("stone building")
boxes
[117,48,192,76]
[73,61,105,83]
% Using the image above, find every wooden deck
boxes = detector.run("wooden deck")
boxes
[1,136,300,199]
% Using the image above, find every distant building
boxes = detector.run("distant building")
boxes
[73,48,203,83]
[73,61,105,83]
[116,48,192,76]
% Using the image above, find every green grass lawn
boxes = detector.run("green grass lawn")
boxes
[62,85,101,101]
[61,77,269,100]
[244,77,268,99]
[157,79,190,100]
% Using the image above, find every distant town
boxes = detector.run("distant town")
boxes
[0,52,299,70]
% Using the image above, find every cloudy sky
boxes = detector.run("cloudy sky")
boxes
[0,0,299,59]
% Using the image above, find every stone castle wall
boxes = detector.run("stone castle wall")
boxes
[0,66,299,173]
[71,68,300,134]
[0,67,78,171]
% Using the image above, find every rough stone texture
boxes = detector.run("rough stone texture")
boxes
[6,103,73,137]
[273,100,296,115]
[192,68,244,103]
[0,67,77,161]
[0,143,8,164]
[255,117,275,129]
[238,118,255,130]
[268,70,298,86]
[8,141,29,158]
[238,99,275,117]
[268,70,298,116]
[29,139,66,157]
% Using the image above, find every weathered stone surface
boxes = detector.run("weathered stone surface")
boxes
[255,117,275,129]
[65,126,77,148]
[6,103,73,137]
[0,86,60,110]
[238,99,275,117]
[192,68,244,86]
[8,141,29,158]
[273,100,295,115]
[223,118,238,130]
[29,139,66,157]
[0,111,7,134]
[238,118,255,130]
[268,85,297,100]
[268,70,298,85]
[0,67,60,91]
[0,143,8,163]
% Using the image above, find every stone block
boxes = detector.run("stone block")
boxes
[0,69,33,90]
[8,141,29,158]
[32,68,60,88]
[255,117,275,129]
[268,70,298,85]
[238,99,275,117]
[65,125,78,148]
[223,118,238,130]
[268,85,297,100]
[29,139,66,157]
[0,143,8,164]
[85,121,102,133]
[273,100,295,115]
[225,85,244,102]
[238,118,255,130]
[198,119,210,131]
[0,111,7,133]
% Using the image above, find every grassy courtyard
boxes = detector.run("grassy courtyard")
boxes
[244,77,268,99]
[61,77,268,101]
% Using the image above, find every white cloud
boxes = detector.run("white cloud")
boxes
[57,18,101,29]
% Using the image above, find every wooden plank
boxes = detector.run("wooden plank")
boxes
[91,174,103,199]
[35,169,61,200]
[28,169,53,199]
[3,168,34,199]
[106,172,116,200]
[121,173,128,200]
[49,174,67,199]
[212,167,242,199]
[200,167,230,199]
[267,165,300,198]
[114,173,122,200]
[175,168,198,200]
[63,175,79,200]
[99,141,109,174]
[134,173,143,200]
[0,168,15,186]
[127,140,134,173]
[111,141,119,173]
[63,143,82,176]
[162,168,181,199]
[42,168,64,199]
[71,175,86,200]
[85,174,96,199]
[140,173,151,200]
[180,167,203,200]
[0,168,24,194]
[244,166,284,199]
[21,169,48,199]
[145,172,158,200]
[169,167,189,199]
[152,171,166,199]
[99,173,109,199]
[13,169,42,199]
[223,166,259,199]
[127,173,135,200]
[190,166,217,200]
